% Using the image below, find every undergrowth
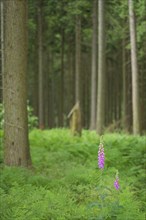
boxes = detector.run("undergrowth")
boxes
[0,129,145,219]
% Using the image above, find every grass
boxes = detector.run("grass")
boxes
[0,129,146,219]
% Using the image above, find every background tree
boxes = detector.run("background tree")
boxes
[90,0,97,130]
[128,0,141,134]
[3,0,31,166]
[75,14,81,103]
[25,0,146,134]
[96,0,106,134]
[37,0,44,129]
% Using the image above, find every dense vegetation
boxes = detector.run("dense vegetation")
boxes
[0,1,146,219]
[0,129,145,219]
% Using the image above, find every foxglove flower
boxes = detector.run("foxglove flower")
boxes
[114,171,120,190]
[98,143,105,169]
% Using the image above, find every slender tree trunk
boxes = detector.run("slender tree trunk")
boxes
[84,53,91,128]
[114,58,119,123]
[72,41,76,106]
[4,0,31,167]
[122,38,129,130]
[96,0,106,134]
[59,28,64,127]
[108,59,113,126]
[127,50,133,132]
[128,0,141,134]
[90,0,97,130]
[68,38,74,111]
[0,0,4,102]
[37,0,44,129]
[117,49,122,124]
[44,49,49,128]
[49,50,55,128]
[32,53,38,117]
[32,23,39,117]
[105,59,109,126]
[75,15,81,103]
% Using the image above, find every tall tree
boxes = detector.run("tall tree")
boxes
[90,0,97,130]
[122,38,128,130]
[59,28,65,127]
[75,15,81,103]
[37,0,44,129]
[128,0,141,134]
[4,0,31,166]
[96,0,106,134]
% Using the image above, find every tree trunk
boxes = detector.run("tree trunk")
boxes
[67,38,74,113]
[122,38,129,130]
[4,0,31,167]
[128,0,141,134]
[37,0,44,129]
[49,50,55,128]
[127,50,133,132]
[75,15,81,103]
[59,28,64,127]
[32,23,39,117]
[90,0,97,130]
[96,0,106,134]
[0,0,4,102]
[44,49,49,128]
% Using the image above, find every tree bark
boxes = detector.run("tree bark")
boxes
[96,0,106,134]
[44,49,49,128]
[59,28,64,127]
[90,0,97,130]
[75,15,81,103]
[128,0,141,134]
[37,0,44,129]
[49,50,55,128]
[4,0,31,167]
[122,38,129,130]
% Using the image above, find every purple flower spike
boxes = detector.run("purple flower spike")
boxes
[114,171,120,190]
[98,143,105,169]
[114,178,119,190]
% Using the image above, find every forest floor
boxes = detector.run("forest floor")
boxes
[0,129,146,219]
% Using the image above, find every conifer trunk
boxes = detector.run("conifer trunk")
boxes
[59,28,64,127]
[90,0,97,130]
[128,0,141,134]
[96,0,106,134]
[4,0,31,167]
[75,15,81,103]
[38,0,44,129]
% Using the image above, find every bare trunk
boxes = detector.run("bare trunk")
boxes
[4,0,31,167]
[90,0,97,130]
[59,29,64,127]
[75,15,81,103]
[32,28,39,117]
[44,49,49,128]
[68,38,74,111]
[49,51,55,128]
[122,38,129,130]
[96,0,106,134]
[38,0,44,129]
[128,0,141,134]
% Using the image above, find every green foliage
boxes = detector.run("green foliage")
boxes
[0,103,38,130]
[0,130,145,219]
